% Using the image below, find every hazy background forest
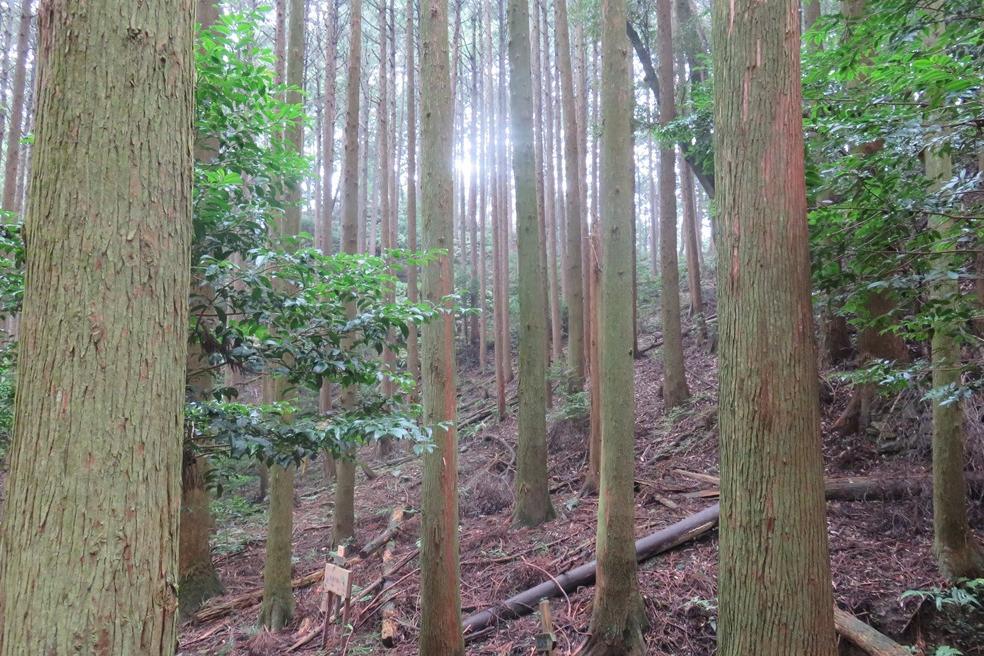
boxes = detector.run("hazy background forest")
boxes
[0,0,981,654]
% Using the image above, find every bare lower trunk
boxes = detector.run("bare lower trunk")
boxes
[0,1,194,652]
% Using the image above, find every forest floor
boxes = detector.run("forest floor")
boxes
[4,287,975,655]
[174,290,984,656]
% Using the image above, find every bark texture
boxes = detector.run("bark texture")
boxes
[583,1,647,653]
[418,0,465,652]
[508,0,554,529]
[712,0,838,653]
[0,1,194,652]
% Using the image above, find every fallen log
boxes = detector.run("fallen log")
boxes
[671,473,984,503]
[359,506,412,559]
[380,507,405,648]
[834,607,914,656]
[461,504,721,635]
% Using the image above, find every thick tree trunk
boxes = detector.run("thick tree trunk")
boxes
[508,0,554,529]
[1,0,33,213]
[0,1,193,652]
[583,2,648,653]
[925,140,984,579]
[712,0,837,652]
[418,0,465,651]
[657,0,690,409]
[554,0,586,389]
[259,461,296,630]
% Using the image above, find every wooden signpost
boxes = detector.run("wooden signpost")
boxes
[535,598,556,655]
[320,547,353,650]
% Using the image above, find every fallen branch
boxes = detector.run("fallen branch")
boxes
[194,569,324,623]
[461,504,721,636]
[834,607,915,656]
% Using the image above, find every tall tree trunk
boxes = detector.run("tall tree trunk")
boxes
[712,0,837,652]
[680,150,705,340]
[334,0,363,548]
[656,0,690,408]
[260,0,305,630]
[584,1,647,652]
[539,0,562,365]
[925,130,984,579]
[648,127,659,276]
[377,0,396,459]
[554,0,586,389]
[508,0,554,529]
[586,231,601,493]
[179,0,224,618]
[418,0,465,651]
[405,0,420,385]
[0,0,193,652]
[497,0,513,386]
[487,0,507,420]
[319,0,339,476]
[469,39,481,353]
[320,0,338,253]
[2,0,33,213]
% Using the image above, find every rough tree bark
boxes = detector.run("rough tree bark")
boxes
[418,0,465,651]
[657,0,690,409]
[0,0,194,652]
[583,1,648,653]
[712,0,837,652]
[508,0,554,529]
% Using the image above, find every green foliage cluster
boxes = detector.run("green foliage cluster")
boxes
[803,0,983,398]
[0,10,441,470]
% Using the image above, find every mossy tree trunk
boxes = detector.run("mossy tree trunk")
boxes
[583,1,647,653]
[508,0,555,529]
[0,0,194,652]
[418,0,464,651]
[259,0,305,630]
[712,0,837,653]
[657,0,690,409]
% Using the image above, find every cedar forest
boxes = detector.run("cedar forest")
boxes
[0,0,980,654]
